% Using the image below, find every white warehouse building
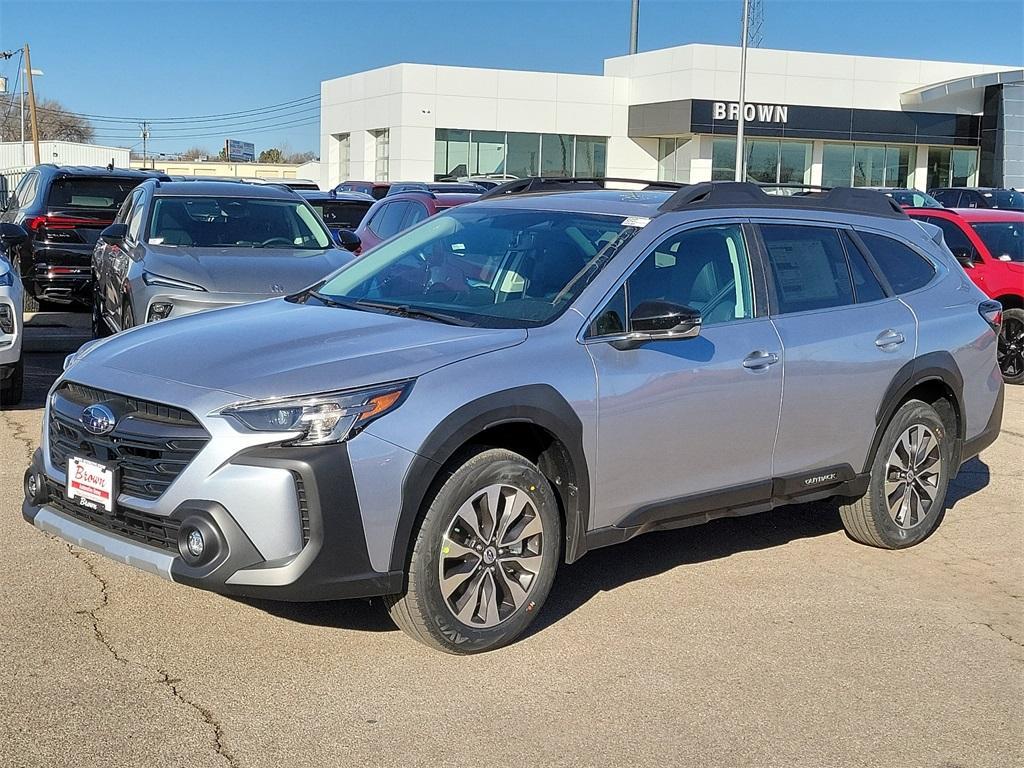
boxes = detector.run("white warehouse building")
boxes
[318,43,1023,191]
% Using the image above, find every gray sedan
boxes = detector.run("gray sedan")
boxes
[91,180,354,336]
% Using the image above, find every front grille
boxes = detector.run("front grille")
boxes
[44,478,180,552]
[48,382,209,501]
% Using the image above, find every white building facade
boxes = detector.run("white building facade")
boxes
[318,44,1023,191]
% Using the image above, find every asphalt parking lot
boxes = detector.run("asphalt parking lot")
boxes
[1,344,1021,768]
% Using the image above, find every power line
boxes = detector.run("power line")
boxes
[0,50,23,123]
[21,93,320,124]
[73,105,321,137]
[89,116,320,143]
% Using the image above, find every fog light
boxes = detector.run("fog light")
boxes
[186,529,205,558]
[0,305,13,334]
[148,302,173,322]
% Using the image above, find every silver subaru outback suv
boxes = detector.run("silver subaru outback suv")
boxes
[23,180,1004,653]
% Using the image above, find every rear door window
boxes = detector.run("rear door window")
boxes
[842,232,887,303]
[760,224,855,314]
[858,231,936,294]
[47,177,140,212]
[402,202,430,229]
[374,202,409,239]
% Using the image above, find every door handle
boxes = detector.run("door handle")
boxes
[875,329,906,349]
[742,350,780,369]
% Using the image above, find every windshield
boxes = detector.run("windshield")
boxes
[148,196,331,249]
[971,221,1024,262]
[47,177,140,212]
[313,208,636,328]
[886,190,942,208]
[982,190,1024,210]
[310,201,373,229]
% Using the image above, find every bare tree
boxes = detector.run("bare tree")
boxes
[179,146,212,161]
[0,97,95,142]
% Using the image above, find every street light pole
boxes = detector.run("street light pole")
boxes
[735,0,750,182]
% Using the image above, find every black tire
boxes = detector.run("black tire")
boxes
[385,448,562,654]
[839,399,951,549]
[122,301,136,331]
[0,357,24,408]
[91,287,111,338]
[997,307,1024,385]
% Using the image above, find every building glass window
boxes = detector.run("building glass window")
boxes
[575,135,607,177]
[433,130,607,180]
[541,134,575,177]
[372,129,390,182]
[927,147,978,189]
[824,142,916,188]
[470,131,506,176]
[713,138,811,184]
[335,133,350,182]
[506,132,541,178]
[712,138,737,181]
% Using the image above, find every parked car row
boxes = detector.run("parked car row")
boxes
[23,179,1005,653]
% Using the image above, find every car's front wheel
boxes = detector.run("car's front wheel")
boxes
[997,307,1024,385]
[839,399,951,549]
[0,358,24,407]
[385,448,561,654]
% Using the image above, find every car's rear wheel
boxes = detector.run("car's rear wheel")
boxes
[997,307,1024,385]
[385,448,561,654]
[839,399,951,549]
[0,358,24,407]
[121,301,136,331]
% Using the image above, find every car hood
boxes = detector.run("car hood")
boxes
[143,245,352,295]
[74,298,527,400]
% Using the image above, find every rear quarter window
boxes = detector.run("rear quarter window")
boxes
[858,231,936,294]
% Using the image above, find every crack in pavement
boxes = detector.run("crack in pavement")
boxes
[158,669,240,768]
[4,409,240,766]
[970,621,1024,650]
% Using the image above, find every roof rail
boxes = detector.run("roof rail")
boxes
[478,176,687,201]
[657,182,907,218]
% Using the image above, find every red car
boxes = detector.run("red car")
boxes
[908,207,1024,384]
[349,190,480,254]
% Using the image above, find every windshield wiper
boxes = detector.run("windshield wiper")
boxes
[355,300,472,326]
[303,290,363,310]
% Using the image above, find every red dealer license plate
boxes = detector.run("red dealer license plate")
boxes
[67,456,116,513]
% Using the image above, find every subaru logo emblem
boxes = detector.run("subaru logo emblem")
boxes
[81,404,117,436]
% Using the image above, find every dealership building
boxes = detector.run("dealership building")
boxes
[317,43,1023,190]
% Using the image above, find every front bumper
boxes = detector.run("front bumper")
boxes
[0,285,24,366]
[23,438,404,602]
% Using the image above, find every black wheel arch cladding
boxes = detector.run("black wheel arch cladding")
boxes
[866,351,965,474]
[389,384,591,573]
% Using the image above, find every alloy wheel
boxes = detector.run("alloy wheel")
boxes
[438,483,544,628]
[997,315,1024,379]
[884,424,942,529]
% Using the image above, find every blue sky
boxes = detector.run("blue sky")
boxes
[2,0,1022,157]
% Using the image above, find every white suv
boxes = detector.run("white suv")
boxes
[0,235,25,407]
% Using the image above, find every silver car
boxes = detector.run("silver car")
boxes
[90,180,352,335]
[0,226,26,406]
[25,180,1004,653]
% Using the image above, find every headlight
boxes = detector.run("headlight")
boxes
[143,272,206,291]
[221,380,412,446]
[63,338,106,371]
[0,267,12,287]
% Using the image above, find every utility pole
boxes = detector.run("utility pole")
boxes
[734,0,750,182]
[629,0,640,54]
[140,121,150,168]
[24,44,40,166]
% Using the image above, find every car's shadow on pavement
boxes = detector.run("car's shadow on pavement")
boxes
[240,458,994,638]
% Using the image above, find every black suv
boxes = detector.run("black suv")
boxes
[0,165,167,310]
[929,187,1024,210]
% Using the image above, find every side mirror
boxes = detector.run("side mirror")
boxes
[611,300,702,350]
[950,245,975,268]
[100,222,128,245]
[0,222,29,243]
[334,228,361,253]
